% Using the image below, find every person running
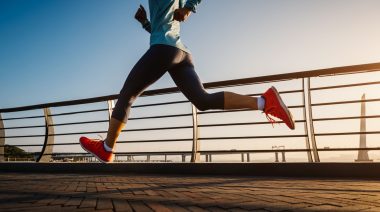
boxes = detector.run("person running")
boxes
[79,0,295,163]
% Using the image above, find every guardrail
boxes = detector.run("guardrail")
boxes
[1,62,380,163]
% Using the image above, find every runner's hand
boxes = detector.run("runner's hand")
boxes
[173,8,192,22]
[135,5,148,24]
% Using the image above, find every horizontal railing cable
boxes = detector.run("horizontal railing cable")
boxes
[246,89,303,97]
[117,138,193,143]
[131,100,189,108]
[199,135,307,140]
[0,144,43,147]
[122,126,193,132]
[198,105,304,115]
[198,120,305,128]
[0,115,44,121]
[1,135,45,138]
[199,147,380,154]
[1,126,193,138]
[317,147,380,151]
[50,120,108,127]
[311,81,380,91]
[49,113,193,127]
[0,124,45,130]
[49,108,108,117]
[312,98,380,107]
[313,115,380,122]
[315,131,380,136]
[129,113,193,120]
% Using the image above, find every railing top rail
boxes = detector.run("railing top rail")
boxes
[1,62,379,113]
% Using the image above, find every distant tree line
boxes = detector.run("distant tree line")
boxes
[4,145,34,159]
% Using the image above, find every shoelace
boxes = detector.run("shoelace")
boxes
[88,135,103,144]
[264,106,278,128]
[97,134,104,141]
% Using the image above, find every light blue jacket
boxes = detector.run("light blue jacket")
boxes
[142,0,202,53]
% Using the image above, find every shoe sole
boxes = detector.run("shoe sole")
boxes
[271,86,295,130]
[79,141,113,164]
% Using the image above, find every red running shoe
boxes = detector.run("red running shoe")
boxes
[79,136,114,163]
[262,86,295,130]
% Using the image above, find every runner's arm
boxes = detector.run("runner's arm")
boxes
[135,5,151,33]
[184,0,202,13]
[174,0,202,22]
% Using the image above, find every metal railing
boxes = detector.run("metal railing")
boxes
[1,62,380,163]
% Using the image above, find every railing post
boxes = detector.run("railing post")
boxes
[247,153,250,162]
[0,113,5,162]
[302,79,313,162]
[37,108,55,162]
[306,77,320,162]
[281,151,286,162]
[107,100,115,121]
[190,104,200,162]
[206,154,212,162]
[275,152,279,162]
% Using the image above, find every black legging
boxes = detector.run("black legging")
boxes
[112,44,225,123]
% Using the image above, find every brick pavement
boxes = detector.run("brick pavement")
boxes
[0,173,379,212]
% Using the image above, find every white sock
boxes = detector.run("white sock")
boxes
[103,140,113,152]
[257,96,266,111]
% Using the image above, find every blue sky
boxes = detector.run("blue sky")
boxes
[1,0,380,108]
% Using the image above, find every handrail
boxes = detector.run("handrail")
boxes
[1,62,379,163]
[1,62,379,113]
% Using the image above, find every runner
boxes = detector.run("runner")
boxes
[80,0,295,163]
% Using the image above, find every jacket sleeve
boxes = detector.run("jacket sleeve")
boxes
[184,0,202,13]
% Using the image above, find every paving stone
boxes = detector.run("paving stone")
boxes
[34,195,58,205]
[187,206,209,212]
[165,204,191,212]
[79,197,97,208]
[361,207,380,212]
[49,196,70,206]
[145,202,173,212]
[64,197,83,207]
[228,208,249,212]
[130,201,154,212]
[96,198,113,210]
[0,202,34,209]
[112,199,133,212]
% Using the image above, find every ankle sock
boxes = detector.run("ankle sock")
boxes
[103,140,113,152]
[257,96,266,111]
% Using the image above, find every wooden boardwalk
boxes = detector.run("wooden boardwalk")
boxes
[0,172,380,212]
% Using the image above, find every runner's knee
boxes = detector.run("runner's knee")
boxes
[191,92,224,111]
[111,93,138,123]
[192,99,209,111]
